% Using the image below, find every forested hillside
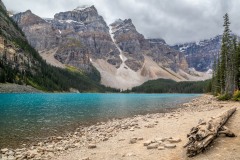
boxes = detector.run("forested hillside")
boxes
[130,79,211,93]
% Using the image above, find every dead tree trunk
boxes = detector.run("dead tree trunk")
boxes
[184,107,237,157]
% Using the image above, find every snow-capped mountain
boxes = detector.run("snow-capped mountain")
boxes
[172,36,222,72]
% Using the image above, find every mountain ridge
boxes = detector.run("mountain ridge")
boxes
[12,6,212,90]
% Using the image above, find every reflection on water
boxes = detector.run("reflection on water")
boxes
[0,93,200,148]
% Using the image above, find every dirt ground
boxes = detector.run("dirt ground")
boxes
[54,95,240,160]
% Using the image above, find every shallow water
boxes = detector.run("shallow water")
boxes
[0,93,200,148]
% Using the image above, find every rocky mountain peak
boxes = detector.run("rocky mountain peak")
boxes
[54,5,103,25]
[110,18,137,35]
[74,5,96,12]
[12,10,46,26]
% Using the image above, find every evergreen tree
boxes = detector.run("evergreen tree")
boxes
[220,13,233,94]
[212,13,239,98]
[236,43,240,89]
[232,36,238,90]
[212,52,221,95]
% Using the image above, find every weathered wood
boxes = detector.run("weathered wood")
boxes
[184,107,236,157]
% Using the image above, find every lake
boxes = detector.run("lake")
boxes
[0,93,200,148]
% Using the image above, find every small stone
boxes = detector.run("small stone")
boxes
[129,138,137,144]
[57,147,64,151]
[47,152,54,158]
[162,137,171,141]
[37,142,44,147]
[123,152,135,157]
[1,148,8,153]
[7,150,14,156]
[103,137,108,141]
[56,136,63,140]
[158,146,165,150]
[143,140,152,146]
[147,143,159,149]
[47,145,54,148]
[7,155,16,160]
[164,144,176,148]
[88,144,97,149]
[15,152,21,155]
[145,124,154,128]
[138,137,144,140]
[154,138,163,143]
[118,138,125,141]
[129,128,134,131]
[82,157,90,160]
[168,138,181,143]
[27,149,38,158]
[15,154,23,159]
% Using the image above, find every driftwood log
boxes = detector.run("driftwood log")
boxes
[184,107,237,157]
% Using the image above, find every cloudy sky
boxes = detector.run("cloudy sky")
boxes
[2,0,240,45]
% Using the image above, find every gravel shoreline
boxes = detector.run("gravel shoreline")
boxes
[1,94,239,160]
[0,83,42,93]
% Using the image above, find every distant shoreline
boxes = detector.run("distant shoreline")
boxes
[0,83,42,93]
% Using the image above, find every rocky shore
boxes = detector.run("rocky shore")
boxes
[1,95,240,160]
[0,83,41,93]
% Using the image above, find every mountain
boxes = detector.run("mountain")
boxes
[12,6,121,73]
[172,35,222,72]
[0,1,114,92]
[12,6,211,90]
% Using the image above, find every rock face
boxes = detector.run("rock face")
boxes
[12,6,121,72]
[143,38,188,72]
[110,19,188,72]
[12,6,211,90]
[172,35,222,72]
[55,39,92,72]
[12,10,59,51]
[110,19,144,71]
[52,6,121,67]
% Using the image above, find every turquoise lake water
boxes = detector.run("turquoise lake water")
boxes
[0,93,200,148]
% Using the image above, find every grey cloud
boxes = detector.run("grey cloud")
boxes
[2,0,240,45]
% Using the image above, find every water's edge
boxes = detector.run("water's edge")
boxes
[0,93,201,149]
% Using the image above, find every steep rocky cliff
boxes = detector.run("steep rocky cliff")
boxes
[110,19,144,71]
[12,10,58,51]
[110,19,188,72]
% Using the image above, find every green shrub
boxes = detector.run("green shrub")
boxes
[217,93,232,101]
[233,90,240,101]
